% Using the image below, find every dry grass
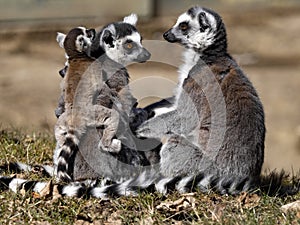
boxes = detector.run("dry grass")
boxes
[0,130,300,224]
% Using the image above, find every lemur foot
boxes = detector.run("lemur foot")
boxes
[99,139,122,153]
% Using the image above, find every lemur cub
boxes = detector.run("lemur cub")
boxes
[55,26,124,182]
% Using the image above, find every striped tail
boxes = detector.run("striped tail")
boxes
[0,172,256,198]
[0,171,157,198]
[0,162,54,177]
[88,171,259,197]
[56,131,79,182]
[1,171,298,199]
[0,175,87,197]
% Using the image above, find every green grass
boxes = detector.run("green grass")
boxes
[0,130,299,224]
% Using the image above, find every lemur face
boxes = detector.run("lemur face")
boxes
[62,27,96,58]
[74,27,96,53]
[163,7,218,52]
[100,14,151,66]
[56,27,95,77]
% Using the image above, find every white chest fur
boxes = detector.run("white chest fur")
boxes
[153,49,200,116]
[175,49,200,103]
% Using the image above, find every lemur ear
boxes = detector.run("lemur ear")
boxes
[123,13,138,26]
[101,29,115,48]
[86,29,96,41]
[198,12,210,32]
[56,32,66,48]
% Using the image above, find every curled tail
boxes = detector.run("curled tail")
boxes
[56,131,79,182]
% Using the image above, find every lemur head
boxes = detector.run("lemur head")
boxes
[163,7,227,55]
[99,14,151,65]
[57,27,96,59]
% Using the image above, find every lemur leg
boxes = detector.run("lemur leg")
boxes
[159,134,205,177]
[136,110,181,139]
[136,109,199,140]
[137,91,199,139]
[89,105,121,153]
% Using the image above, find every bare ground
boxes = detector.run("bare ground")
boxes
[0,7,299,172]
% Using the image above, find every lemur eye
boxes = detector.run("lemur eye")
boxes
[179,22,189,31]
[126,43,133,49]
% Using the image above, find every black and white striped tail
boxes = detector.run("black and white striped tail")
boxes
[0,162,54,178]
[93,171,265,197]
[56,132,79,182]
[0,175,92,197]
[1,171,297,198]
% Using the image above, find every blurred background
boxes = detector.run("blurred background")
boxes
[0,0,299,172]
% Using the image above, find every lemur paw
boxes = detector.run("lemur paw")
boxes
[99,139,122,153]
[110,139,122,152]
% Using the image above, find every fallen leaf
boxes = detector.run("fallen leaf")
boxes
[104,211,122,225]
[24,136,35,144]
[281,200,300,213]
[52,184,62,200]
[19,187,26,196]
[140,216,154,225]
[156,195,197,212]
[74,220,90,225]
[104,220,122,225]
[210,204,226,222]
[32,221,51,225]
[16,174,26,179]
[32,192,41,199]
[237,192,261,208]
[38,180,53,198]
